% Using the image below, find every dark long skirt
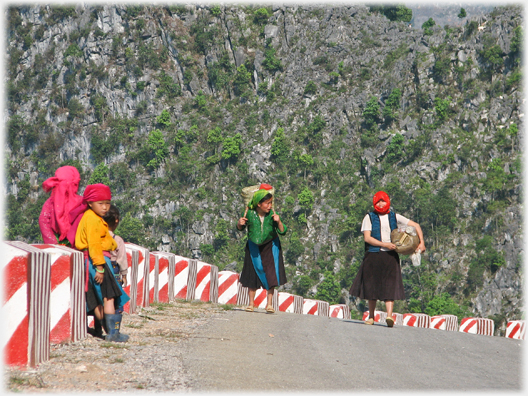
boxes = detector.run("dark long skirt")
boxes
[349,250,405,301]
[86,257,129,312]
[239,238,287,290]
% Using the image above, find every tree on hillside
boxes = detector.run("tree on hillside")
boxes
[458,8,467,18]
[370,4,412,23]
[88,163,110,185]
[315,272,341,305]
[422,18,436,35]
[383,5,413,23]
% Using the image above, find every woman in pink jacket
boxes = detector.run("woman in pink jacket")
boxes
[38,166,83,245]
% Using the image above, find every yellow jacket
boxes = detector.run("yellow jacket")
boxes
[75,209,117,266]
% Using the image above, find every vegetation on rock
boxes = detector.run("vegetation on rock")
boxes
[4,4,523,333]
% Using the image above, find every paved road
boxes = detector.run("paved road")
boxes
[180,308,523,391]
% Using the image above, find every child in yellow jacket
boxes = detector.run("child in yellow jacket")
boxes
[68,184,130,342]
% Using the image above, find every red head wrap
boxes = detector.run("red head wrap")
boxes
[66,184,112,246]
[373,191,390,215]
[259,183,273,190]
[42,166,83,240]
[82,183,112,203]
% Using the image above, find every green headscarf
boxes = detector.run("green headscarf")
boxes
[248,189,273,210]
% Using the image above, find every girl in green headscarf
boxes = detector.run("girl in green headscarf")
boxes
[237,184,287,313]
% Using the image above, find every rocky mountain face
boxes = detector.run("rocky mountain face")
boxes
[408,3,497,28]
[5,4,523,334]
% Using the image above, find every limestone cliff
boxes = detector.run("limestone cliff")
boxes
[5,3,523,333]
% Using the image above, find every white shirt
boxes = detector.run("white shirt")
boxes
[361,212,410,251]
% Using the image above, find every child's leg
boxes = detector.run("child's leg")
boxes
[103,298,116,315]
[94,305,104,320]
[88,307,105,338]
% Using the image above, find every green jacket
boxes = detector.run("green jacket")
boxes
[238,209,287,245]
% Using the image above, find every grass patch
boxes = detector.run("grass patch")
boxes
[164,330,187,338]
[9,375,45,388]
[9,376,31,386]
[178,311,201,319]
[220,304,235,310]
[150,302,172,311]
[124,323,144,329]
[100,342,128,349]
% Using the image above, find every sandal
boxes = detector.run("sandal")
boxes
[245,306,254,312]
[266,306,275,314]
[364,318,374,325]
[386,316,394,327]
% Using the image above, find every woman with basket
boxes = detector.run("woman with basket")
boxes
[350,191,425,327]
[237,184,287,313]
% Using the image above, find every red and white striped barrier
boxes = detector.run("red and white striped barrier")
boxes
[236,283,249,306]
[150,252,175,303]
[254,288,269,309]
[217,271,239,305]
[278,292,303,314]
[146,253,157,304]
[237,286,279,311]
[31,244,85,344]
[187,260,218,302]
[430,315,446,330]
[403,313,431,328]
[391,312,404,326]
[505,320,525,340]
[125,243,150,309]
[3,241,51,367]
[362,310,387,323]
[255,288,279,310]
[123,249,139,314]
[459,317,494,336]
[329,304,351,319]
[303,299,329,316]
[173,255,191,300]
[430,315,458,331]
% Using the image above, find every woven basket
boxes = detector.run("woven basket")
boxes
[241,185,275,216]
[391,228,419,255]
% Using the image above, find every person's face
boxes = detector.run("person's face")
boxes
[258,197,273,214]
[88,200,111,217]
[375,199,387,210]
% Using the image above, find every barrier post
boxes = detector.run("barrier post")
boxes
[31,244,86,343]
[3,241,51,368]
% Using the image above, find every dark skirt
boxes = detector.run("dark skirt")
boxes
[239,238,287,290]
[86,257,128,312]
[349,250,405,301]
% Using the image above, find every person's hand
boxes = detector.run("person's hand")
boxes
[237,217,248,229]
[384,242,397,250]
[94,270,104,284]
[272,213,281,223]
[121,274,127,288]
[416,242,426,253]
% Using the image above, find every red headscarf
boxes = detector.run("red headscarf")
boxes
[259,183,273,190]
[67,184,112,246]
[42,166,82,241]
[373,191,391,215]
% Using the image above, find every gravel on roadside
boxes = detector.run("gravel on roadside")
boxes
[4,300,230,393]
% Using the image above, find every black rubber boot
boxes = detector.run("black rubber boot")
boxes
[104,313,129,342]
[87,317,105,339]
